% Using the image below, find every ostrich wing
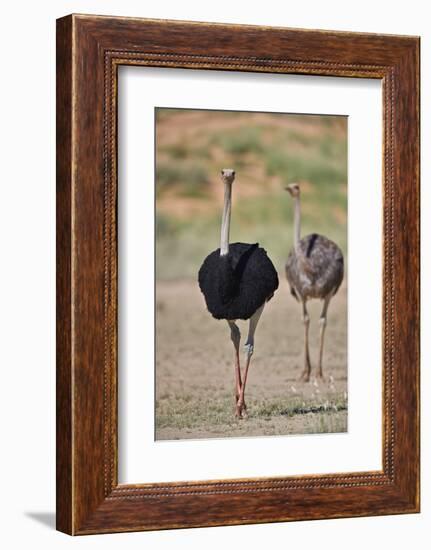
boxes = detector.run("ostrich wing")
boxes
[230,243,259,275]
[285,252,299,301]
[198,242,278,320]
[286,234,344,300]
[217,243,259,304]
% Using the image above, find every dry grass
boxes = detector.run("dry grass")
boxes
[154,108,348,440]
[155,280,347,440]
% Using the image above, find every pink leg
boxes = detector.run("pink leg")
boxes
[299,299,312,382]
[236,304,264,418]
[317,295,331,380]
[228,321,242,403]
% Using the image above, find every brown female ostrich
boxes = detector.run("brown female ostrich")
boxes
[198,169,279,418]
[285,183,344,382]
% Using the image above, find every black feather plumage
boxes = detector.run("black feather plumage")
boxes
[198,242,279,320]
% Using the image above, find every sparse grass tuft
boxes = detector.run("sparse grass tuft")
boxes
[162,142,212,161]
[265,149,346,187]
[155,391,348,438]
[255,397,347,418]
[212,127,264,155]
[156,161,210,197]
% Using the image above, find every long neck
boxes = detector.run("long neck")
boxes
[220,182,232,256]
[293,195,301,253]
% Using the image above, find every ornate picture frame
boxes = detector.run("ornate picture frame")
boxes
[56,14,420,534]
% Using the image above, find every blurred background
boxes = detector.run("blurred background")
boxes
[155,108,348,440]
[155,108,347,280]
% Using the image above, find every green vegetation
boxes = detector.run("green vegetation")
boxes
[156,160,210,198]
[265,150,345,187]
[155,391,347,436]
[212,126,264,155]
[155,109,347,279]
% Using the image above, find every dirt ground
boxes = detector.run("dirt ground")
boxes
[155,278,347,440]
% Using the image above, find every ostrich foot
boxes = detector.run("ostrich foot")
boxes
[299,369,311,383]
[315,371,326,382]
[235,401,248,419]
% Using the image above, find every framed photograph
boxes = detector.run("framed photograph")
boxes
[56,14,420,534]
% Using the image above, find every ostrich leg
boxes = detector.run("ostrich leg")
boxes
[299,299,312,382]
[227,320,242,403]
[317,295,331,380]
[236,304,265,418]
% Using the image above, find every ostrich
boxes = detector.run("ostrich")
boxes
[198,169,279,418]
[285,183,344,382]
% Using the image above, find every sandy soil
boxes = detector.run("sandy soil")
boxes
[155,278,347,440]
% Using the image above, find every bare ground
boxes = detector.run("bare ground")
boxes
[155,278,347,440]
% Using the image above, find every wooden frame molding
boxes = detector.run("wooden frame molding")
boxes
[56,14,420,535]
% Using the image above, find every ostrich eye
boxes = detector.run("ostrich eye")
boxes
[232,171,235,176]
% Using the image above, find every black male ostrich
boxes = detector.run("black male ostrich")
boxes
[285,183,344,382]
[198,169,279,418]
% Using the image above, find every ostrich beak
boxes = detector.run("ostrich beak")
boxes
[221,169,236,184]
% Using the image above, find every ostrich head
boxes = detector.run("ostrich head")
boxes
[285,183,300,197]
[221,169,236,184]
